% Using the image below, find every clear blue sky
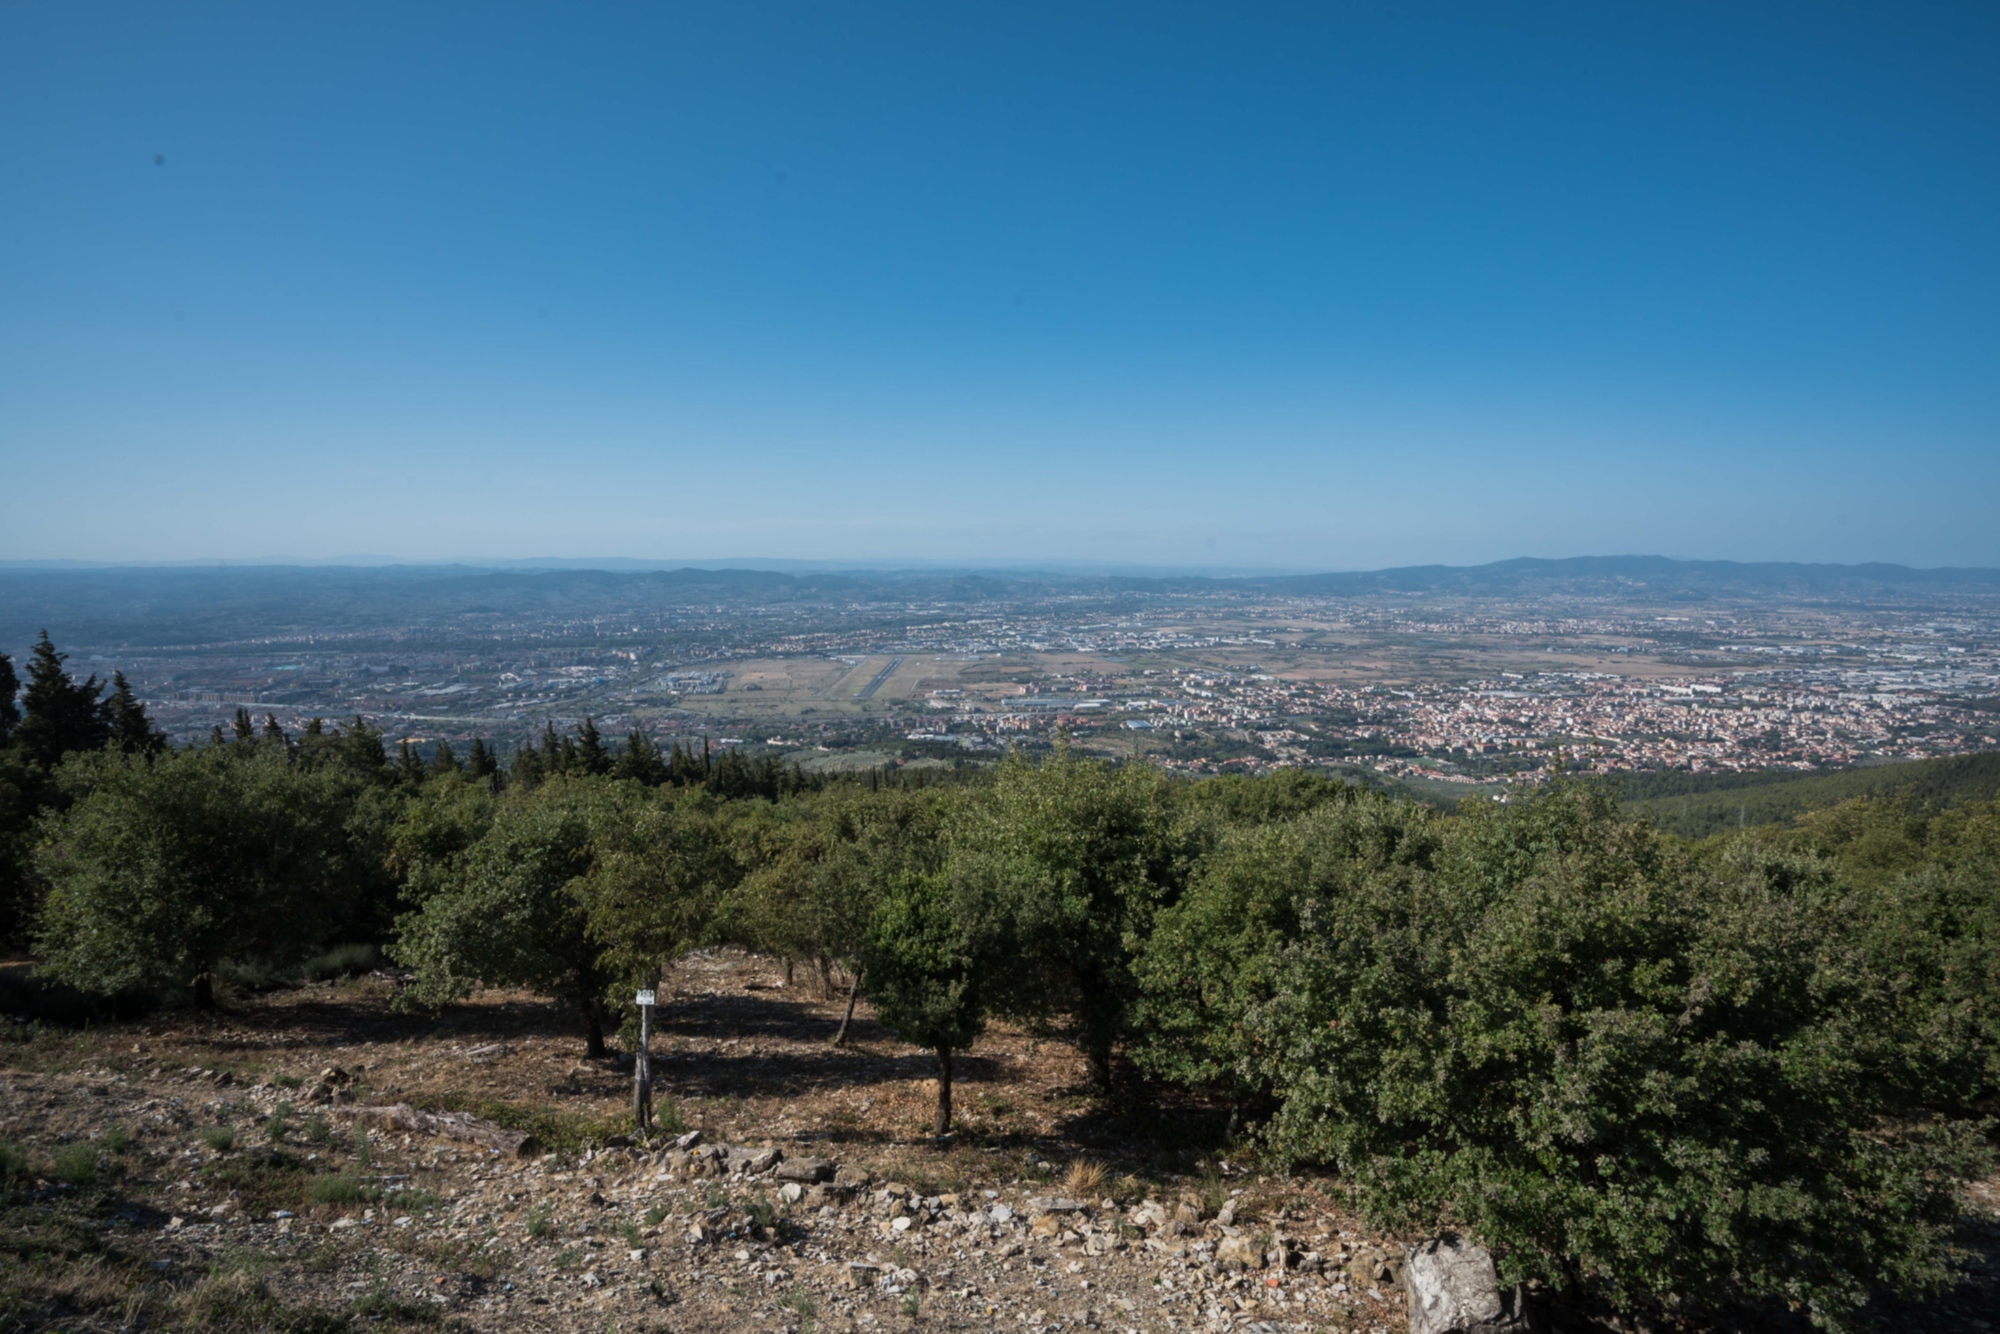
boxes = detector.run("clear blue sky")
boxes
[3,2,1996,570]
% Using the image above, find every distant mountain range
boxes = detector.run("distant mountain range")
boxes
[3,556,1997,649]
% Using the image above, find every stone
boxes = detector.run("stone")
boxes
[1403,1235,1536,1334]
[1215,1200,1237,1228]
[778,1182,804,1205]
[775,1155,833,1182]
[1026,1196,1084,1215]
[843,1262,881,1290]
[1172,1202,1202,1228]
[673,1130,703,1149]
[987,1203,1014,1224]
[1030,1214,1063,1238]
[1215,1234,1264,1271]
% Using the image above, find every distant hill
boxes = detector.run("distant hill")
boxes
[3,555,1998,649]
[1609,752,2000,838]
[1238,555,2000,598]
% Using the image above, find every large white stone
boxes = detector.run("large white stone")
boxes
[1403,1235,1533,1334]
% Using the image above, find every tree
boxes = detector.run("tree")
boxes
[15,631,109,769]
[859,870,992,1136]
[35,747,359,1006]
[105,673,167,755]
[430,739,462,776]
[950,745,1192,1093]
[0,651,20,747]
[1235,785,1991,1330]
[391,781,621,1055]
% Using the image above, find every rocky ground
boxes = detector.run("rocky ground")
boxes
[1,953,1995,1333]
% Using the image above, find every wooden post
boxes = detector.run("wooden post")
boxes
[633,988,655,1134]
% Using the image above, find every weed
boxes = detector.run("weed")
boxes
[619,1219,643,1249]
[705,1186,730,1210]
[352,1126,370,1167]
[744,1192,778,1232]
[643,1203,667,1228]
[899,1289,921,1318]
[265,1101,293,1143]
[310,1173,363,1205]
[199,1125,238,1153]
[51,1142,98,1186]
[553,1247,581,1270]
[0,1141,26,1180]
[272,1074,303,1090]
[304,1113,333,1146]
[99,1124,130,1153]
[780,1287,819,1331]
[526,1202,555,1238]
[1064,1157,1107,1199]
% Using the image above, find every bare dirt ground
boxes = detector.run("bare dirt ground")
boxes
[2,954,1995,1334]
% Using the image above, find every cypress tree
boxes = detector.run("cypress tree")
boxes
[397,739,427,787]
[232,707,256,743]
[335,715,389,780]
[575,716,609,775]
[466,737,498,780]
[16,631,110,768]
[261,713,288,748]
[106,672,167,755]
[0,651,19,748]
[430,738,462,775]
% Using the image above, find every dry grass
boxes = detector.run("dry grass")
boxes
[1063,1156,1107,1199]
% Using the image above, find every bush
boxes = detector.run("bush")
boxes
[310,1174,363,1205]
[198,1126,237,1153]
[1217,786,1992,1329]
[50,1142,98,1186]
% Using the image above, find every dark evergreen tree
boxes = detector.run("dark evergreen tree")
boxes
[16,631,110,768]
[614,730,668,785]
[209,724,228,749]
[232,707,256,743]
[261,713,289,750]
[397,739,427,787]
[0,651,19,748]
[466,737,499,782]
[575,717,610,775]
[106,672,167,755]
[430,738,462,776]
[335,715,390,781]
[510,739,545,788]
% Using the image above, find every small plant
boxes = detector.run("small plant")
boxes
[526,1203,554,1239]
[264,1102,293,1143]
[704,1186,730,1210]
[0,1141,26,1180]
[779,1287,818,1332]
[198,1126,237,1153]
[643,1204,667,1228]
[352,1127,370,1167]
[744,1192,778,1232]
[272,1074,303,1090]
[99,1124,130,1153]
[1063,1157,1106,1199]
[51,1142,98,1186]
[898,1289,921,1318]
[311,1173,363,1205]
[552,1247,580,1270]
[619,1219,643,1249]
[304,1114,333,1146]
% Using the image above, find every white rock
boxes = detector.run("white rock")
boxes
[1403,1235,1532,1334]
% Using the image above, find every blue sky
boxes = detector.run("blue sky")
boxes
[2,2,1996,570]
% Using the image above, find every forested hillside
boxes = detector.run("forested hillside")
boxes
[3,635,1997,1331]
[1613,751,2000,837]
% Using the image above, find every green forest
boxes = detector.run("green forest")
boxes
[3,634,1997,1331]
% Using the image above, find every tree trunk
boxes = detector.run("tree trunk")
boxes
[192,973,214,1010]
[784,957,794,987]
[1085,1041,1113,1097]
[585,1007,607,1059]
[831,966,864,1046]
[934,1045,953,1136]
[817,955,834,1001]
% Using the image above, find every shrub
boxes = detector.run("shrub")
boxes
[310,1174,363,1206]
[98,1124,129,1153]
[265,1102,293,1143]
[50,1142,98,1186]
[1229,787,1992,1330]
[198,1126,237,1153]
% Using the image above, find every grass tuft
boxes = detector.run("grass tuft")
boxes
[51,1142,98,1186]
[199,1126,238,1153]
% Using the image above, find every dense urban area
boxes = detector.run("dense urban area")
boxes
[9,561,1996,794]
